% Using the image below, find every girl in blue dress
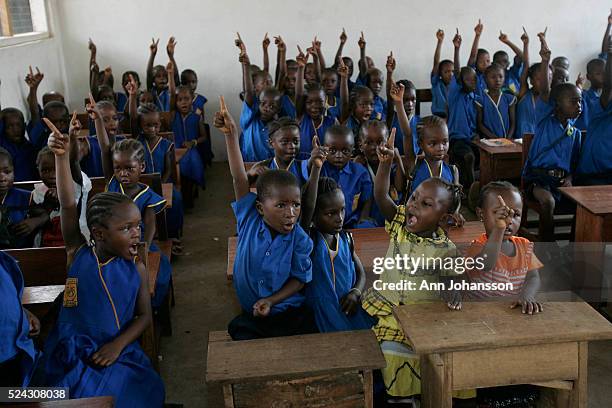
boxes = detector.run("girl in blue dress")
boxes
[475,64,517,138]
[0,108,37,181]
[42,116,164,407]
[180,68,213,166]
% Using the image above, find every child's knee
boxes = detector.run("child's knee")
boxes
[533,187,555,214]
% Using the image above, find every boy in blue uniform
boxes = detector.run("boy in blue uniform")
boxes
[431,30,454,118]
[583,58,606,118]
[215,96,317,340]
[80,101,124,178]
[467,19,490,97]
[494,31,525,95]
[523,34,582,242]
[27,101,70,153]
[366,68,387,121]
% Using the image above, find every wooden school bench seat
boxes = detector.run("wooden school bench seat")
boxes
[16,396,114,408]
[393,292,612,408]
[226,223,485,281]
[206,330,385,408]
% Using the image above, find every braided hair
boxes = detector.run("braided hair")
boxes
[36,146,54,166]
[86,192,133,230]
[112,138,145,164]
[477,181,521,209]
[315,177,344,212]
[349,85,373,114]
[419,177,462,214]
[416,115,447,142]
[267,117,300,140]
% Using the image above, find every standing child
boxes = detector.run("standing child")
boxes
[494,31,526,95]
[42,117,165,406]
[0,108,37,181]
[180,68,213,166]
[475,63,517,138]
[146,37,179,111]
[214,96,318,340]
[468,19,490,97]
[431,30,454,118]
[515,28,546,138]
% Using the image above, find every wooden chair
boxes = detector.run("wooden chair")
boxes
[17,396,114,408]
[416,88,433,116]
[519,133,573,241]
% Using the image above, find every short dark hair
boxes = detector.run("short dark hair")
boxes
[550,83,579,105]
[180,69,197,84]
[396,79,416,93]
[43,101,69,119]
[477,48,490,59]
[0,107,25,122]
[359,119,388,141]
[586,58,605,74]
[365,68,383,87]
[485,63,505,76]
[477,181,521,208]
[0,146,13,167]
[438,59,453,72]
[255,169,300,200]
[325,124,354,144]
[122,71,140,84]
[268,117,299,140]
[493,50,509,61]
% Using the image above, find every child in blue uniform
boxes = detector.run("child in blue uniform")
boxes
[385,72,419,156]
[0,108,37,181]
[43,118,164,406]
[366,68,387,121]
[320,125,373,229]
[181,68,213,166]
[146,37,179,112]
[515,29,546,138]
[117,71,140,113]
[467,20,490,97]
[523,36,583,242]
[583,58,606,118]
[431,29,454,118]
[80,101,124,178]
[0,251,40,386]
[343,85,374,137]
[355,120,405,227]
[494,31,526,95]
[475,64,517,138]
[214,96,318,340]
[322,68,342,120]
[27,101,70,152]
[239,47,282,162]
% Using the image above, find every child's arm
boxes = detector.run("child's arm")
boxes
[87,94,113,181]
[390,83,415,163]
[602,35,612,109]
[392,148,406,194]
[240,49,256,107]
[143,207,156,247]
[307,42,321,83]
[340,249,366,315]
[167,61,176,113]
[91,260,152,367]
[468,19,483,66]
[374,129,398,221]
[385,52,396,127]
[44,113,86,256]
[517,28,530,101]
[337,58,350,124]
[262,32,270,73]
[537,28,551,103]
[25,66,43,124]
[295,46,308,120]
[334,28,347,68]
[313,37,325,75]
[511,269,542,315]
[602,9,612,56]
[432,29,445,76]
[146,38,159,91]
[253,278,304,317]
[214,96,249,200]
[300,136,326,230]
[476,103,496,139]
[275,36,287,91]
[475,195,512,270]
[166,37,180,86]
[88,38,98,94]
[453,29,462,77]
[126,75,139,136]
[162,146,173,183]
[499,31,524,61]
[358,31,367,79]
[508,99,517,139]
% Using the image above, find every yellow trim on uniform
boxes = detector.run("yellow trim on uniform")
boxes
[93,251,121,330]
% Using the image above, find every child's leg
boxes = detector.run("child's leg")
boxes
[532,186,556,242]
[450,140,476,188]
[228,305,318,341]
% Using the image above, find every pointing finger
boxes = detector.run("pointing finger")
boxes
[29,65,33,76]
[388,128,396,149]
[42,118,62,135]
[497,195,507,207]
[297,44,303,54]
[313,135,320,148]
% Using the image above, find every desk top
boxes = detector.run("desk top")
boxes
[394,297,612,354]
[559,185,612,215]
[22,285,65,305]
[474,139,522,155]
[206,330,385,383]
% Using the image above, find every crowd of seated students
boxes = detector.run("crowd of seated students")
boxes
[1,10,611,406]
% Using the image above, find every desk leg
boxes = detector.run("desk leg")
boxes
[569,341,588,408]
[574,206,605,303]
[480,151,491,186]
[420,353,452,408]
[223,384,235,408]
[363,369,373,408]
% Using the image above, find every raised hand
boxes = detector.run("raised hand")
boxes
[262,32,270,49]
[376,128,396,164]
[274,35,286,52]
[25,66,44,89]
[576,72,585,89]
[339,28,347,44]
[88,38,96,54]
[453,28,462,48]
[296,45,309,67]
[253,298,272,317]
[235,32,245,51]
[166,36,177,57]
[537,27,548,43]
[494,195,514,229]
[499,30,509,43]
[86,93,101,120]
[539,41,551,61]
[103,66,112,81]
[386,51,396,73]
[166,61,174,77]
[310,136,328,168]
[68,111,82,138]
[214,95,237,135]
[520,26,529,44]
[238,49,250,65]
[337,57,349,78]
[150,37,160,54]
[474,19,484,35]
[436,29,445,41]
[390,82,405,103]
[312,36,321,51]
[358,31,366,49]
[44,114,72,156]
[125,74,138,95]
[609,8,612,25]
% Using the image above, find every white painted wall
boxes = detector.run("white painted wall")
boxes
[3,0,611,158]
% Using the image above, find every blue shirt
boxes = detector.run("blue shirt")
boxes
[192,93,208,116]
[280,94,296,118]
[325,95,341,120]
[320,161,372,228]
[298,114,336,159]
[231,193,312,315]
[391,113,420,156]
[140,135,173,176]
[447,77,477,141]
[268,158,309,186]
[372,95,387,121]
[116,92,128,112]
[504,60,523,95]
[431,73,449,116]
[576,103,612,175]
[411,160,454,194]
[239,100,273,162]
[475,91,517,138]
[152,87,170,112]
[516,90,537,138]
[0,137,37,182]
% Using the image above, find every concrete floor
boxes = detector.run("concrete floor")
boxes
[159,162,612,407]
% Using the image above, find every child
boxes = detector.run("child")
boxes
[467,19,490,97]
[42,118,165,406]
[180,69,207,116]
[28,101,70,152]
[91,100,172,309]
[515,28,545,138]
[0,108,37,181]
[146,37,179,112]
[239,47,282,162]
[583,58,606,118]
[295,47,338,158]
[117,71,140,113]
[343,85,374,137]
[522,33,582,242]
[363,135,470,402]
[494,31,526,95]
[214,96,317,340]
[322,68,341,119]
[246,118,310,186]
[0,251,40,387]
[80,101,124,178]
[475,64,517,138]
[466,181,543,309]
[355,121,405,227]
[320,125,373,228]
[431,30,454,118]
[334,29,356,92]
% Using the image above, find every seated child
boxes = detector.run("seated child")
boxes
[28,101,70,152]
[494,31,526,95]
[466,181,543,309]
[475,64,517,138]
[583,58,606,118]
[147,37,179,112]
[320,125,373,229]
[80,101,124,178]
[0,108,37,181]
[322,68,342,119]
[333,30,356,92]
[386,76,419,157]
[363,138,470,401]
[431,29,454,118]
[117,71,140,113]
[42,119,165,406]
[343,85,374,137]
[214,95,317,340]
[0,251,40,386]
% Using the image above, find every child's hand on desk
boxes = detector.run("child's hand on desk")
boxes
[376,128,396,164]
[25,309,40,337]
[91,340,123,367]
[253,298,272,317]
[511,295,543,315]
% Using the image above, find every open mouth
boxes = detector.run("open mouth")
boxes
[406,211,418,227]
[128,243,139,256]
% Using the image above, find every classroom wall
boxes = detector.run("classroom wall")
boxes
[4,0,610,158]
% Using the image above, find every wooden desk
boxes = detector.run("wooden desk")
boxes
[162,183,173,208]
[22,284,64,317]
[226,223,485,281]
[474,140,523,186]
[206,330,385,408]
[393,297,612,407]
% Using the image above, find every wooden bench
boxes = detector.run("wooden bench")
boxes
[226,223,485,281]
[206,330,386,408]
[16,396,114,408]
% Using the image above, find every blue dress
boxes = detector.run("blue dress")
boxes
[305,231,374,332]
[447,77,477,141]
[431,73,449,117]
[475,91,517,138]
[504,61,523,95]
[115,92,128,113]
[80,135,126,178]
[44,246,165,407]
[239,100,273,162]
[139,135,184,240]
[26,119,52,151]
[363,162,399,227]
[280,95,296,118]
[410,160,454,194]
[373,95,387,121]
[325,95,341,120]
[106,177,171,308]
[298,114,336,159]
[192,93,207,115]
[268,158,309,186]
[391,113,420,156]
[171,112,205,187]
[0,251,39,386]
[152,87,170,112]
[576,103,612,177]
[1,188,32,249]
[516,90,537,138]
[0,137,37,182]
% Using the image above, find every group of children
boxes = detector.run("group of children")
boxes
[1,10,611,407]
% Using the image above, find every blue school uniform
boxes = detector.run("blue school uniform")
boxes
[431,73,449,116]
[171,112,205,187]
[280,95,297,119]
[298,114,336,159]
[305,231,374,332]
[26,119,51,151]
[43,246,165,406]
[320,161,372,229]
[475,91,517,138]
[576,104,612,177]
[345,116,364,137]
[516,90,538,138]
[231,192,313,315]
[362,162,399,227]
[0,251,39,386]
[447,77,477,141]
[391,113,420,156]
[268,158,309,186]
[139,135,184,239]
[115,92,127,113]
[470,67,487,98]
[106,177,171,308]
[0,188,32,249]
[373,95,387,121]
[0,137,37,182]
[192,93,207,115]
[240,100,273,162]
[504,61,523,95]
[410,160,454,194]
[574,97,593,132]
[152,87,170,112]
[80,135,125,178]
[325,95,341,120]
